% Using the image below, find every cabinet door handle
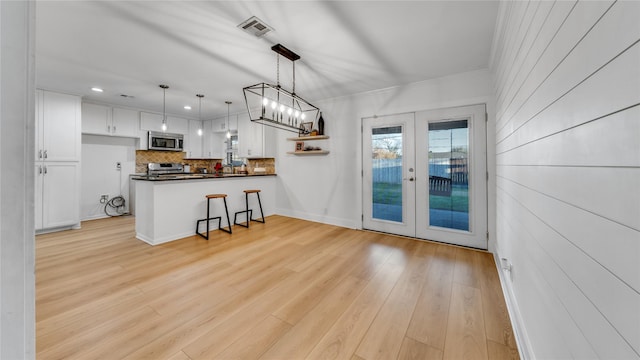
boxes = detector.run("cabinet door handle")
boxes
[113,125,116,133]
[107,125,111,133]
[38,165,42,174]
[39,149,43,159]
[43,165,47,174]
[43,150,48,159]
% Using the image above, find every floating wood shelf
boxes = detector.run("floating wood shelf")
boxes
[286,150,330,155]
[286,135,330,141]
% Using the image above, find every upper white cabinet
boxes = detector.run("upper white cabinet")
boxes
[140,112,163,132]
[184,119,204,158]
[167,116,189,135]
[237,112,275,158]
[36,90,81,162]
[82,103,138,137]
[211,116,237,133]
[140,112,189,135]
[112,108,139,137]
[82,103,111,135]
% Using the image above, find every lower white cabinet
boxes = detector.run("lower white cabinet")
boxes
[35,162,80,231]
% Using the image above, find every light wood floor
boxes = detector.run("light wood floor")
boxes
[36,215,519,360]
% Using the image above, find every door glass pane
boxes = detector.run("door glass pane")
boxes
[428,120,469,231]
[371,126,403,222]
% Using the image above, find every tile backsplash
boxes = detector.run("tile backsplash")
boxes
[135,150,275,175]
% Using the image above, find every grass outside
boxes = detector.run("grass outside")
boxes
[372,182,468,213]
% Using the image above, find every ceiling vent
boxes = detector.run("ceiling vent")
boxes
[238,16,273,37]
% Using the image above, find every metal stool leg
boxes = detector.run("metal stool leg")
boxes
[234,190,265,227]
[234,192,253,228]
[254,192,265,223]
[196,195,230,238]
[220,197,232,234]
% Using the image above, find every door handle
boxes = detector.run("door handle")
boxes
[38,165,42,174]
[39,149,43,159]
[43,165,47,174]
[43,150,48,159]
[403,177,415,181]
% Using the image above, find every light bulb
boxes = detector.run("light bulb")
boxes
[271,101,277,110]
[279,104,285,113]
[161,123,167,131]
[287,108,293,115]
[226,130,231,139]
[262,98,269,106]
[197,128,203,136]
[301,113,306,120]
[294,110,300,118]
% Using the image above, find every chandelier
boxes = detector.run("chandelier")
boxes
[243,44,320,134]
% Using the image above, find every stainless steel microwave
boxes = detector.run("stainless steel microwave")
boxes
[148,131,184,151]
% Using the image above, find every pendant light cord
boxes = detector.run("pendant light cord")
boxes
[197,94,204,134]
[276,52,280,88]
[159,84,169,129]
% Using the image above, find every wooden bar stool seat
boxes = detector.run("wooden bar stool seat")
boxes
[196,193,232,239]
[234,189,265,228]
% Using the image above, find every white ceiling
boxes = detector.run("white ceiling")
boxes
[36,1,498,119]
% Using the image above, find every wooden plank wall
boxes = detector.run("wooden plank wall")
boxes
[490,1,640,359]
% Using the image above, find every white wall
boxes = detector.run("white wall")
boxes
[0,1,36,358]
[491,1,640,358]
[81,135,136,220]
[275,69,494,236]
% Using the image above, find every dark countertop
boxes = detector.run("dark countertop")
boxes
[131,173,276,181]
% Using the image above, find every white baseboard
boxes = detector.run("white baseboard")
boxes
[275,208,357,229]
[492,252,534,360]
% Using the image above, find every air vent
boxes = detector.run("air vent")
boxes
[119,94,135,99]
[238,16,273,37]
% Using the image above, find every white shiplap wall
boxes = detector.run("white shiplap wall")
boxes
[491,1,640,359]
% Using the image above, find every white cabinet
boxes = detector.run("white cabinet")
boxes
[211,116,237,133]
[140,112,189,135]
[36,90,81,162]
[82,103,111,135]
[140,112,163,132]
[167,116,189,135]
[237,112,276,158]
[82,103,138,137]
[204,121,226,159]
[35,89,81,231]
[35,162,80,230]
[184,119,204,158]
[112,108,139,137]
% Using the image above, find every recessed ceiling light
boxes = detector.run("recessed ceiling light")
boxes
[91,87,103,92]
[184,105,192,110]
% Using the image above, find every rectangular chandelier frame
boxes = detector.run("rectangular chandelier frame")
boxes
[243,82,319,134]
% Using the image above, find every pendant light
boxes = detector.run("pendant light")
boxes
[196,94,204,136]
[225,101,232,139]
[242,43,319,134]
[159,84,169,131]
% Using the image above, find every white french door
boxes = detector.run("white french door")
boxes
[362,113,416,237]
[362,104,487,249]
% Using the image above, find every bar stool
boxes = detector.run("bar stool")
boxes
[234,189,265,228]
[196,194,232,239]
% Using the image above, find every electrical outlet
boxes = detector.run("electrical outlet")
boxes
[100,195,109,204]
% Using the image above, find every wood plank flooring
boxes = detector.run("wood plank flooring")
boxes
[36,215,519,360]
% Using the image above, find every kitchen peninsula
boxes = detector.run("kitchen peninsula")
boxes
[133,174,276,245]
